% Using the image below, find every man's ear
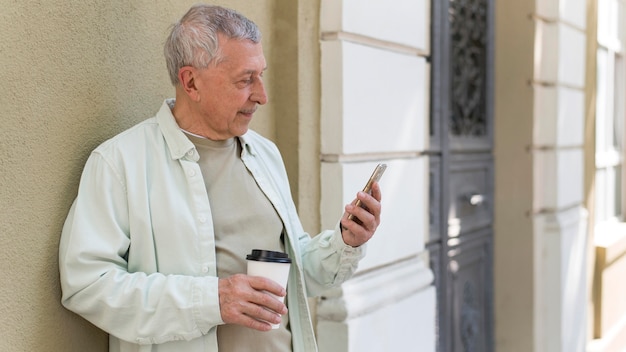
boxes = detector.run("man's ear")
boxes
[178,67,200,102]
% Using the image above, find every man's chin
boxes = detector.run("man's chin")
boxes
[236,127,250,137]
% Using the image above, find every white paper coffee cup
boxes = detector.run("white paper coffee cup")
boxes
[246,249,291,329]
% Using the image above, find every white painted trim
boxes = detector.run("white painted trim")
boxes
[317,256,434,321]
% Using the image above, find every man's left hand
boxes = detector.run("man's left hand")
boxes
[340,182,382,247]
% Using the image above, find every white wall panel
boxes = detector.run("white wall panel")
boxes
[534,23,586,87]
[345,287,435,352]
[533,149,583,210]
[321,0,429,51]
[535,0,586,28]
[558,25,586,87]
[536,0,559,20]
[533,207,588,352]
[561,0,587,28]
[534,85,558,145]
[321,158,427,271]
[321,40,428,155]
[535,22,559,83]
[534,86,584,146]
[556,88,585,146]
[555,150,584,207]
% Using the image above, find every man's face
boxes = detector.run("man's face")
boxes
[193,35,267,140]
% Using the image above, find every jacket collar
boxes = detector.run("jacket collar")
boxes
[157,99,257,160]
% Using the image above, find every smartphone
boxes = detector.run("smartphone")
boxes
[347,163,387,223]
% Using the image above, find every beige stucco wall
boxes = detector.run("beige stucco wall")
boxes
[0,1,316,350]
[494,0,536,350]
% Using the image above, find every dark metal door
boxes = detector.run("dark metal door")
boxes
[427,0,494,351]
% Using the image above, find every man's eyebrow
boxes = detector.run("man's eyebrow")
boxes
[240,67,267,75]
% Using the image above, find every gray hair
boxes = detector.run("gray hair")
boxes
[164,4,261,86]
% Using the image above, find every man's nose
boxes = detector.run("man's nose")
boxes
[252,79,268,105]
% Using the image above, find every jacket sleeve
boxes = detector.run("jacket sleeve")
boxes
[299,225,366,297]
[58,151,223,345]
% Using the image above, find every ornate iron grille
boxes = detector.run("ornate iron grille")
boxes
[449,0,488,137]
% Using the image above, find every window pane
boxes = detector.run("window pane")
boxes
[596,166,621,222]
[608,165,618,219]
[598,0,621,48]
[596,0,625,224]
[596,49,609,155]
[617,1,626,48]
[598,0,610,43]
[616,54,625,219]
[596,168,607,222]
[616,164,623,220]
[615,54,624,151]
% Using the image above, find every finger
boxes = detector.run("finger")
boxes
[247,276,287,299]
[236,277,287,317]
[225,302,279,331]
[247,277,288,315]
[236,307,276,331]
[344,201,374,230]
[243,298,284,326]
[356,191,381,221]
[253,290,288,317]
[370,181,382,201]
[345,200,378,235]
[349,205,375,230]
[341,213,372,246]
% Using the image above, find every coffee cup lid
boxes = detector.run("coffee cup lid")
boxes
[246,249,292,263]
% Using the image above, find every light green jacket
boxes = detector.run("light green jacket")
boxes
[59,99,365,352]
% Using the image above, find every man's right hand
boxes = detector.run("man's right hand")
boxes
[218,274,288,331]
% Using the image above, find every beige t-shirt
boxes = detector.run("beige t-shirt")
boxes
[183,131,292,351]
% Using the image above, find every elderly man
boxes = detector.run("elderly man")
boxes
[59,4,381,352]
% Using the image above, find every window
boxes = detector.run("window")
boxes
[595,0,625,224]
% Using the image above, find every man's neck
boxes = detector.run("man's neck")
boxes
[171,92,218,140]
[171,91,195,131]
